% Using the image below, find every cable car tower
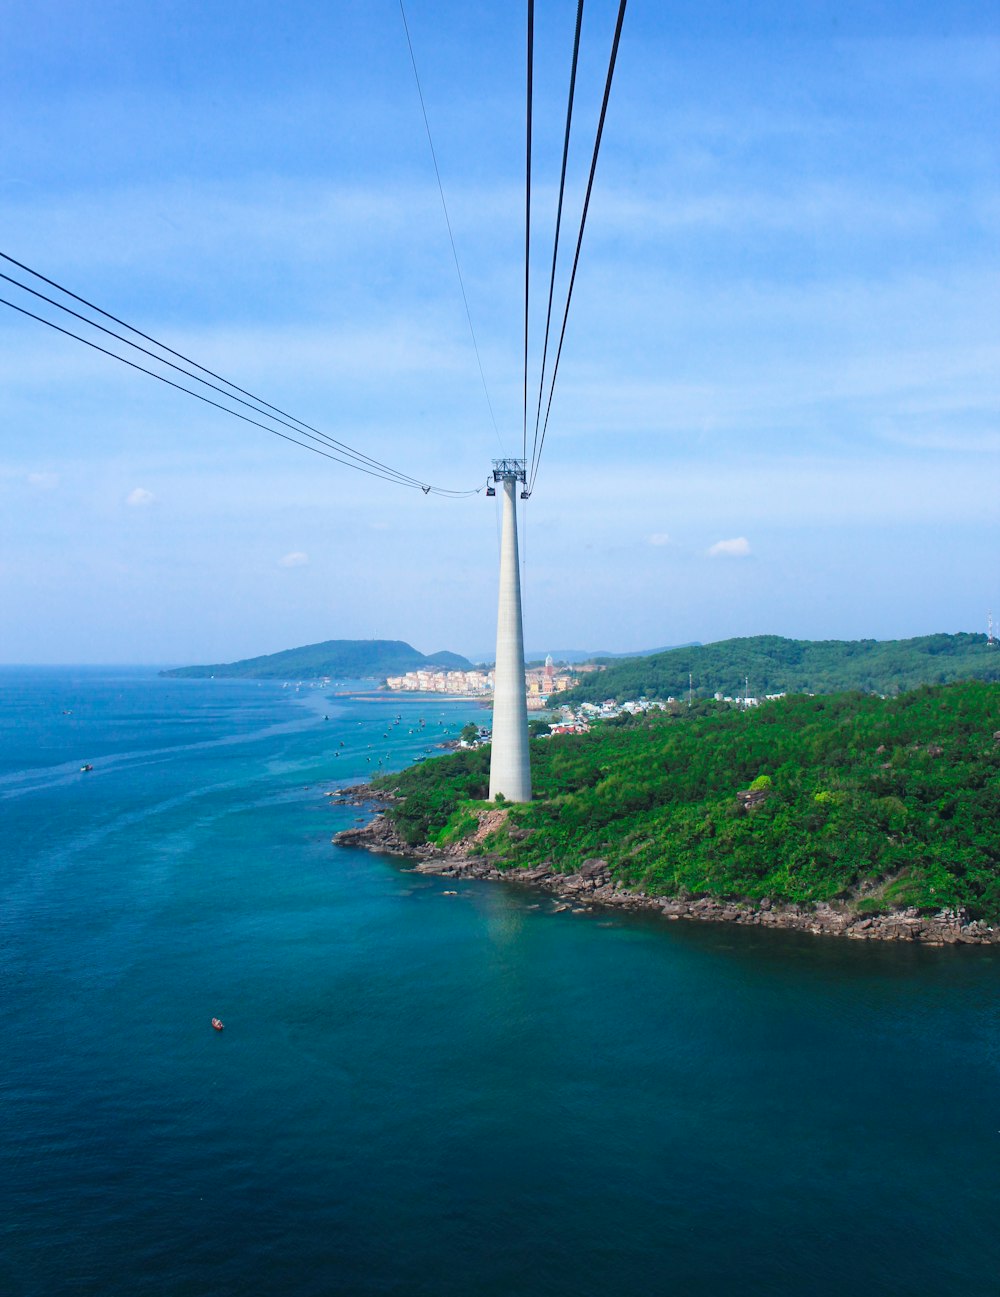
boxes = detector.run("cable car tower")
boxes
[477,0,626,804]
[486,459,531,802]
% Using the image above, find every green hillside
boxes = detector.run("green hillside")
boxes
[561,633,998,704]
[161,638,471,680]
[373,682,1000,922]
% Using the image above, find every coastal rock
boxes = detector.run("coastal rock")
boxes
[325,782,397,810]
[333,814,410,854]
[579,858,611,884]
[333,813,1000,946]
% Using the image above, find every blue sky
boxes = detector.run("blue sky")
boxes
[1,0,998,664]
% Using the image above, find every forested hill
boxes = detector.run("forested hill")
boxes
[373,681,1000,922]
[559,634,999,704]
[161,639,471,680]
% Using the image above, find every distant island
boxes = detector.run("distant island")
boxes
[559,633,1000,704]
[161,638,473,681]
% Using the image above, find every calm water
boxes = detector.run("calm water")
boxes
[1,668,997,1297]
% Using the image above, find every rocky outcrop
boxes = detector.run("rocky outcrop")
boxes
[333,814,412,853]
[333,809,1000,946]
[468,807,509,846]
[736,787,771,812]
[325,783,397,809]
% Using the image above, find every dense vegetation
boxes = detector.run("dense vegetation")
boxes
[560,633,999,704]
[162,639,470,680]
[372,682,1000,922]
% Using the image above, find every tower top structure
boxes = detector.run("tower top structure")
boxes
[487,458,529,498]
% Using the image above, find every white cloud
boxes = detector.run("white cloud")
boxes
[278,551,309,567]
[707,536,751,558]
[126,487,154,507]
[592,182,938,241]
[27,471,59,490]
[647,532,672,546]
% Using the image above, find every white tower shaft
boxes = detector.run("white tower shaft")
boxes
[489,476,531,802]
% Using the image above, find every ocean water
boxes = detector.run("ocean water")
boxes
[1,668,997,1297]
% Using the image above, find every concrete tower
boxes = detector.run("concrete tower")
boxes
[488,460,531,802]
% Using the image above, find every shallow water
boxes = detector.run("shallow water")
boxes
[1,668,997,1296]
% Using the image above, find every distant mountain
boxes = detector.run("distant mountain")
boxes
[591,643,701,662]
[161,639,472,681]
[556,633,1000,704]
[519,644,700,665]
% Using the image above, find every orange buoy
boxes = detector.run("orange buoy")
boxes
[211,1018,224,1031]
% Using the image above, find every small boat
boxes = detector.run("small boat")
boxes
[211,1018,224,1031]
[80,763,93,772]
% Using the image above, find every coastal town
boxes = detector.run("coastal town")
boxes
[544,691,786,733]
[385,654,587,709]
[384,654,787,735]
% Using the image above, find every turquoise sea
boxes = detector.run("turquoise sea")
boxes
[1,667,998,1296]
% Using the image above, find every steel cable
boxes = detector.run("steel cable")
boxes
[527,0,584,484]
[0,294,481,495]
[0,269,438,491]
[529,0,627,494]
[0,250,440,489]
[522,0,535,465]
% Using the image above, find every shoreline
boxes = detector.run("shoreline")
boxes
[331,689,492,705]
[332,804,1000,947]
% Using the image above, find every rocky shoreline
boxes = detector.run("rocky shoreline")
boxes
[332,803,1000,947]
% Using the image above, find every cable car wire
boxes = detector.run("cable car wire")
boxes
[0,249,454,491]
[0,293,481,496]
[0,268,437,491]
[529,0,627,494]
[522,0,534,465]
[527,0,584,484]
[4,0,628,502]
